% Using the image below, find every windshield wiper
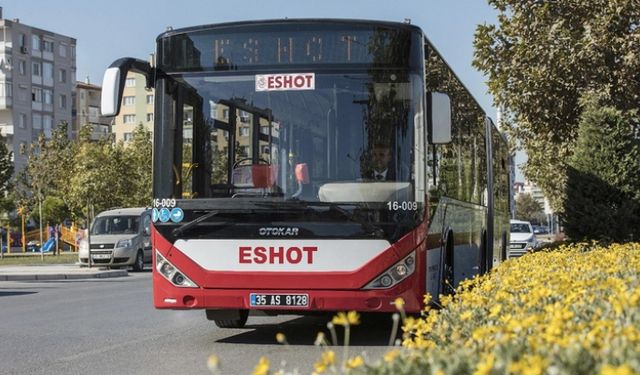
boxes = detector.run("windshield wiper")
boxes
[171,210,220,237]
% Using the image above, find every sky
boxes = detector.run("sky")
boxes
[2,0,524,179]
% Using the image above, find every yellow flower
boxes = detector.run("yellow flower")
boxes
[460,310,473,321]
[206,354,219,372]
[251,357,269,375]
[332,311,360,326]
[601,364,634,375]
[488,304,502,318]
[314,350,336,373]
[275,332,286,344]
[394,297,405,310]
[383,349,400,363]
[314,332,326,346]
[473,353,495,375]
[345,355,364,369]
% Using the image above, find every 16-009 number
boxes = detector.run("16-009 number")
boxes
[386,201,419,211]
[153,198,176,208]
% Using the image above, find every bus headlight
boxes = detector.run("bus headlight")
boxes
[155,250,198,288]
[364,251,416,289]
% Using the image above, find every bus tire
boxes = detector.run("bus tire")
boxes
[479,229,488,274]
[501,232,508,261]
[213,310,249,329]
[132,250,144,272]
[442,231,455,296]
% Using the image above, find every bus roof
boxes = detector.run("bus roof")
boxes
[156,18,423,41]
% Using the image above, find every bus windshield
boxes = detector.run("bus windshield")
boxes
[154,70,425,240]
[172,71,420,198]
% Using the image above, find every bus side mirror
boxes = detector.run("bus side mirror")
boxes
[427,92,452,144]
[101,58,154,116]
[101,67,124,116]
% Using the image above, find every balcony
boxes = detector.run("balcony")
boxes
[0,124,14,136]
[0,96,12,109]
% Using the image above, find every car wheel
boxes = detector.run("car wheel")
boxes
[214,310,249,328]
[133,250,144,272]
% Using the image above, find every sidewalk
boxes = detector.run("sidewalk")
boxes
[0,264,128,281]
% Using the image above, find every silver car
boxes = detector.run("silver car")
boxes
[79,207,152,271]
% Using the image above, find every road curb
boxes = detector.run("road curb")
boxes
[0,269,129,281]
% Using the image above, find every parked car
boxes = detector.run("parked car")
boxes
[78,207,152,271]
[509,220,538,258]
[532,225,549,235]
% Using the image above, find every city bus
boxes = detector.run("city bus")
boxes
[101,19,510,328]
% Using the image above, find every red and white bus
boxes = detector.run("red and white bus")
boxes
[101,19,510,328]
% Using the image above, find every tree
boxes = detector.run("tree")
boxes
[473,0,640,212]
[0,134,13,193]
[67,136,133,220]
[0,133,14,215]
[563,94,640,241]
[20,123,75,223]
[515,193,545,225]
[123,124,152,206]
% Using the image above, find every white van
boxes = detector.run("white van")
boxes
[79,207,152,271]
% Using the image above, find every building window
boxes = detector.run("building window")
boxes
[43,62,53,79]
[43,115,53,134]
[146,113,154,122]
[123,115,136,124]
[71,46,76,58]
[123,96,135,106]
[18,113,27,129]
[0,83,12,97]
[43,40,54,53]
[20,142,28,155]
[43,89,53,105]
[59,69,66,83]
[19,60,26,75]
[19,34,26,48]
[32,87,42,102]
[33,113,42,129]
[239,126,250,137]
[59,44,67,57]
[146,95,154,104]
[123,133,133,141]
[59,94,67,109]
[32,62,41,76]
[125,78,135,87]
[238,146,249,157]
[31,35,41,51]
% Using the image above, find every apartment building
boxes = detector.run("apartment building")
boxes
[111,72,154,143]
[72,77,110,140]
[0,9,76,171]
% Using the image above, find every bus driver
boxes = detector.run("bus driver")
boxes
[365,144,395,181]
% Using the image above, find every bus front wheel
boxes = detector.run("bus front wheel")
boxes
[207,309,249,328]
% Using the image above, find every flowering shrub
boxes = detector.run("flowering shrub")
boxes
[381,242,640,375]
[209,242,640,374]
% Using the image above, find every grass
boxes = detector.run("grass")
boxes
[0,253,78,266]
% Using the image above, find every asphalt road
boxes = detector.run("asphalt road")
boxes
[0,271,394,374]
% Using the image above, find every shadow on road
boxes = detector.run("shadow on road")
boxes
[0,290,38,297]
[217,313,398,346]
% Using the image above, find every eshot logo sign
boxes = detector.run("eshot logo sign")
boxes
[255,73,315,92]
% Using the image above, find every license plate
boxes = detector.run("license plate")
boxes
[92,254,111,259]
[250,293,309,307]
